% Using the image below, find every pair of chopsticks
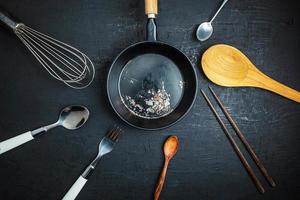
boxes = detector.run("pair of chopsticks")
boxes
[201,86,276,194]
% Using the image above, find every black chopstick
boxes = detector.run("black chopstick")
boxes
[200,89,265,194]
[208,86,276,188]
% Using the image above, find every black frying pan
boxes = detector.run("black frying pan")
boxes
[107,0,197,130]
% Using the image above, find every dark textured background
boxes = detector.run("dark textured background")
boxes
[0,0,299,199]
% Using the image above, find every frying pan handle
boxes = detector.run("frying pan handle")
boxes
[145,0,158,17]
[146,18,157,41]
[0,7,20,31]
[145,0,157,41]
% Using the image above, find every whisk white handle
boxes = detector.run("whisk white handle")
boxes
[62,176,87,200]
[0,131,34,154]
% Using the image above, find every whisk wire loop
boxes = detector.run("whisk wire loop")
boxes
[14,24,95,89]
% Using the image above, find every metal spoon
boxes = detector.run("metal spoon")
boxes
[196,0,229,41]
[154,136,179,200]
[0,105,89,155]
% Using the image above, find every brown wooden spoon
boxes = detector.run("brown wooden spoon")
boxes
[154,136,179,200]
[201,44,300,103]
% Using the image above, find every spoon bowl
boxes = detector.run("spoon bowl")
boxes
[59,105,90,130]
[201,44,300,103]
[196,22,213,42]
[154,136,179,200]
[163,135,179,158]
[196,0,229,42]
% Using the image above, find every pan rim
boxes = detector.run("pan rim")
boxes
[107,41,198,130]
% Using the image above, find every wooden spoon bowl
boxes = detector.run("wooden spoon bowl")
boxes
[154,136,179,200]
[201,44,300,103]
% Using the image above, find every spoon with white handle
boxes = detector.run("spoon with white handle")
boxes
[0,105,89,155]
[196,0,229,41]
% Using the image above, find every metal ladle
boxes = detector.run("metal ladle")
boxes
[0,105,89,155]
[196,0,229,41]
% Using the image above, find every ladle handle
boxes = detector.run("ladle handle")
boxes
[0,131,34,155]
[256,72,300,103]
[154,159,169,200]
[145,0,158,16]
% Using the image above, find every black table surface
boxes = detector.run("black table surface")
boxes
[0,0,299,199]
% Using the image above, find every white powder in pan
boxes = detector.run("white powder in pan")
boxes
[122,82,172,119]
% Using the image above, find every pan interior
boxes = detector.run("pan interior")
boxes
[118,53,184,119]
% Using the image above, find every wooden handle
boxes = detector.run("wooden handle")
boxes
[145,0,158,15]
[154,159,169,200]
[249,70,300,103]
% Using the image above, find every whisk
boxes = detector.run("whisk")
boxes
[0,9,95,89]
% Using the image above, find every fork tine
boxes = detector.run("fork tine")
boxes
[105,126,122,143]
[107,126,117,138]
[110,131,117,141]
[112,127,121,142]
[106,128,115,138]
[112,129,120,142]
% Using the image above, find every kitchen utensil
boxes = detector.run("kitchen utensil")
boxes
[107,0,197,130]
[196,0,229,41]
[0,105,89,155]
[209,86,276,187]
[154,135,179,200]
[0,8,95,89]
[62,127,121,200]
[201,89,265,193]
[202,44,300,103]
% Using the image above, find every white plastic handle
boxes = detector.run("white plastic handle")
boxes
[62,176,87,200]
[0,131,34,155]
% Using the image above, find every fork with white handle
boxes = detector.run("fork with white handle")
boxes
[62,127,121,200]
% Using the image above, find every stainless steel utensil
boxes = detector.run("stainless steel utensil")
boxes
[62,127,121,200]
[196,0,229,41]
[0,105,89,155]
[0,9,95,89]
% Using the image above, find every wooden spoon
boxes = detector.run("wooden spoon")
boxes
[154,136,179,200]
[201,44,300,103]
